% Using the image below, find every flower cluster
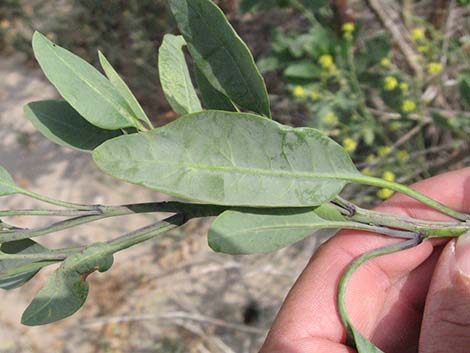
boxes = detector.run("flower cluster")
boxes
[342,22,355,40]
[318,54,337,74]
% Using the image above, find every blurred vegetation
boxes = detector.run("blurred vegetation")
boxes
[244,0,470,203]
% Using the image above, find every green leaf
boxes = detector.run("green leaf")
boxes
[284,61,322,79]
[0,239,52,290]
[93,111,360,207]
[98,51,152,128]
[24,100,123,152]
[32,31,139,130]
[21,242,114,326]
[158,34,203,115]
[0,165,18,196]
[208,204,344,254]
[169,0,271,118]
[195,66,236,111]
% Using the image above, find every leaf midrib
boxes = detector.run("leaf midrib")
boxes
[103,157,358,181]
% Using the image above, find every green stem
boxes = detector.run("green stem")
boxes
[346,175,470,221]
[334,197,470,237]
[18,189,97,211]
[0,247,81,261]
[0,202,227,242]
[106,213,187,253]
[0,209,100,217]
[337,237,421,346]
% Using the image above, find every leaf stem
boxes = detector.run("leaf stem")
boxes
[0,202,227,242]
[345,175,470,221]
[337,236,422,347]
[18,188,98,211]
[106,213,187,253]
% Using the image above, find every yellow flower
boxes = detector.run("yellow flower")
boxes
[310,91,320,101]
[380,58,391,67]
[366,154,376,162]
[411,28,425,41]
[293,86,305,98]
[323,111,339,125]
[378,146,392,156]
[377,188,394,199]
[384,76,398,91]
[362,168,373,176]
[319,55,334,69]
[417,45,429,53]
[342,22,355,40]
[396,150,409,161]
[342,138,358,153]
[427,62,443,75]
[402,99,416,113]
[382,170,396,182]
[390,121,401,131]
[399,82,409,92]
[342,22,355,34]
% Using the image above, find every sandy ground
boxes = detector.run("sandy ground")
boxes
[0,55,324,353]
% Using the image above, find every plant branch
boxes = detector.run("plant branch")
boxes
[337,236,422,346]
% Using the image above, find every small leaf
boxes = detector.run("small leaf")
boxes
[24,100,122,151]
[284,61,322,79]
[158,34,203,115]
[0,239,52,290]
[93,111,360,207]
[208,204,344,254]
[169,0,271,118]
[98,51,152,128]
[21,242,114,326]
[195,66,236,111]
[32,31,138,130]
[0,165,18,196]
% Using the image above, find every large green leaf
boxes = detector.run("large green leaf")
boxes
[98,51,152,128]
[93,111,360,206]
[0,239,52,290]
[21,242,113,326]
[158,34,203,115]
[32,31,139,130]
[0,165,18,196]
[195,66,236,111]
[208,204,344,254]
[24,100,122,152]
[169,0,271,118]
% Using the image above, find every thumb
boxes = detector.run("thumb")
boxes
[420,233,470,353]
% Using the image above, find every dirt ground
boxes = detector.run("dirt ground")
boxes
[0,54,325,353]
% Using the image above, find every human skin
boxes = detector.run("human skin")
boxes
[259,167,470,353]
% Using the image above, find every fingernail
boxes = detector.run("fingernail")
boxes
[455,232,470,276]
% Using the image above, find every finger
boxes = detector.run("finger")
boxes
[419,233,470,353]
[260,168,470,352]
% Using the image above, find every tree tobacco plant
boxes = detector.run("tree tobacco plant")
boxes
[1,1,469,352]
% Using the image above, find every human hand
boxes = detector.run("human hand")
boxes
[260,168,470,353]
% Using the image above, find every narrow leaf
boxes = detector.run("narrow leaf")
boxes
[0,239,52,290]
[24,100,122,152]
[208,204,344,254]
[21,242,114,326]
[158,34,202,115]
[284,61,322,79]
[93,111,360,207]
[195,66,236,111]
[0,165,18,196]
[32,31,138,130]
[98,51,152,127]
[169,0,271,118]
